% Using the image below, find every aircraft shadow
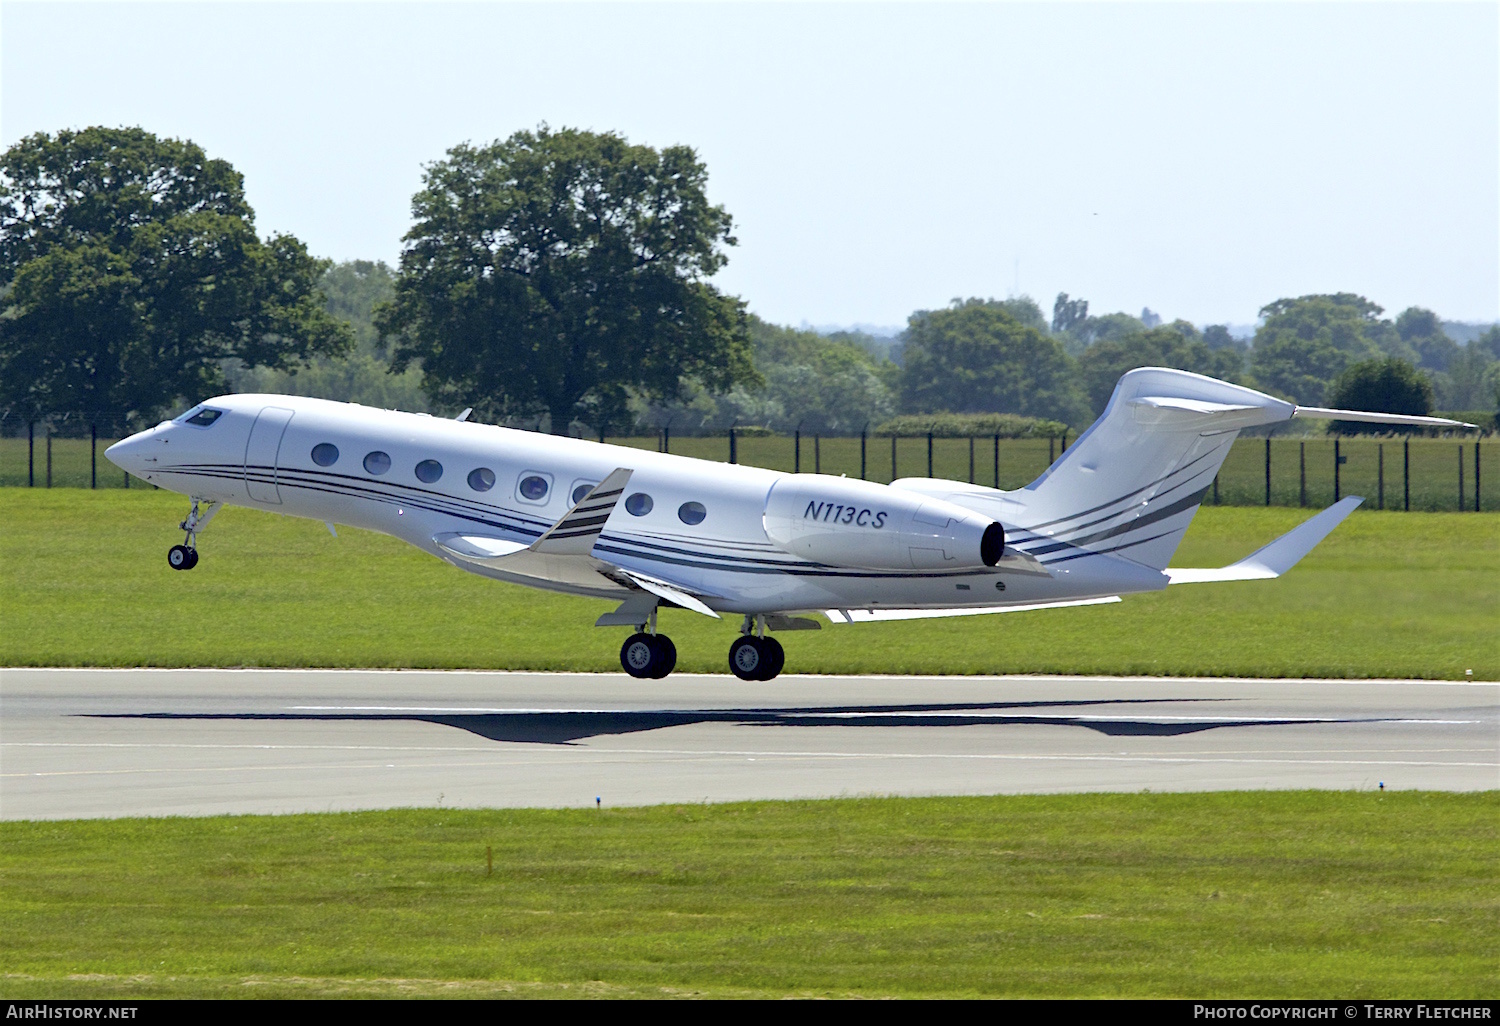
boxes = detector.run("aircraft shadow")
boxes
[87,697,1356,745]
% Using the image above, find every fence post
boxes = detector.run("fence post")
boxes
[814,435,820,475]
[1377,443,1383,510]
[1458,444,1464,512]
[91,424,98,489]
[1048,437,1055,464]
[891,435,897,480]
[794,428,801,473]
[1264,437,1271,506]
[860,429,867,480]
[663,425,670,453]
[1299,442,1306,508]
[729,427,737,465]
[1334,438,1341,502]
[1213,473,1219,505]
[968,436,975,484]
[46,429,52,488]
[28,421,34,487]
[926,432,933,478]
[1476,440,1482,512]
[1062,430,1069,452]
[1403,440,1409,511]
[992,435,999,488]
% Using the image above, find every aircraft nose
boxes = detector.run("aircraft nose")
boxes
[104,429,158,474]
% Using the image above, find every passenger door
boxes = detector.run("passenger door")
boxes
[244,407,294,504]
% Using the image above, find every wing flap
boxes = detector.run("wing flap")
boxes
[824,596,1121,623]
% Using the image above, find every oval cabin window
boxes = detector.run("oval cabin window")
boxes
[363,451,391,475]
[625,493,653,517]
[677,501,706,525]
[311,443,339,467]
[468,468,496,492]
[519,475,550,501]
[415,459,443,484]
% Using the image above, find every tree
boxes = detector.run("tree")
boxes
[899,299,1089,425]
[0,127,351,427]
[1395,306,1460,372]
[1052,292,1088,335]
[1077,323,1244,416]
[1325,357,1433,434]
[1249,293,1389,404]
[377,125,758,433]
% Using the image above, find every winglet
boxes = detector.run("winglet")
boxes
[1165,496,1362,584]
[530,468,632,555]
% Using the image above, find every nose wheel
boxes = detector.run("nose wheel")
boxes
[167,497,218,571]
[621,632,677,679]
[729,635,785,681]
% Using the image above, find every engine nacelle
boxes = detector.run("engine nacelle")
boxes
[763,475,1004,571]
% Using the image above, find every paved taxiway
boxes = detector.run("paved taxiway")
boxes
[2,669,1495,819]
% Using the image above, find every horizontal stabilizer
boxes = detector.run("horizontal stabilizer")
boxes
[1165,496,1362,584]
[824,596,1121,623]
[1293,407,1476,429]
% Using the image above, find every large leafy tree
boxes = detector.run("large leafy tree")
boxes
[1077,322,1245,416]
[1325,357,1433,434]
[0,127,351,427]
[377,125,758,433]
[899,299,1089,425]
[1249,293,1392,404]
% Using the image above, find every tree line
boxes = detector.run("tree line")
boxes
[3,126,1497,436]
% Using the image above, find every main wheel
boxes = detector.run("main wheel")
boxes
[183,547,199,570]
[650,635,677,679]
[757,636,785,681]
[168,544,194,571]
[621,632,659,679]
[729,636,767,681]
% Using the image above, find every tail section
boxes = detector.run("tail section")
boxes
[1014,368,1294,571]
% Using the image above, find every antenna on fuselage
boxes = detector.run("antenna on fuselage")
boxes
[455,408,473,422]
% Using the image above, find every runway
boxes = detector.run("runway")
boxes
[2,668,1495,819]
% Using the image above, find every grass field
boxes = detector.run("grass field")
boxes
[2,432,1492,511]
[1,491,1495,678]
[1,793,1494,998]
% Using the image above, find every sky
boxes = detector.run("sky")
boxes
[3,1,1497,331]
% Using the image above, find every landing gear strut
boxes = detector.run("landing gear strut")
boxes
[619,606,676,679]
[168,498,218,571]
[729,615,785,681]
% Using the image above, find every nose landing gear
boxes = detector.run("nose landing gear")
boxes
[167,498,219,571]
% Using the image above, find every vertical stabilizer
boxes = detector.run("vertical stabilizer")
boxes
[1015,368,1294,570]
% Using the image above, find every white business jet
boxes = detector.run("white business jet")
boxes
[105,368,1468,680]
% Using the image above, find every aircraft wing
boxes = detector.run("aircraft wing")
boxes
[1165,496,1362,584]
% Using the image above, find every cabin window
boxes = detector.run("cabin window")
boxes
[468,468,496,492]
[677,501,707,525]
[311,443,339,467]
[184,408,224,427]
[518,474,550,502]
[363,451,391,475]
[415,459,443,484]
[571,482,595,505]
[625,492,653,517]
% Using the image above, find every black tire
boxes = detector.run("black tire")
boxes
[728,636,765,681]
[183,547,199,570]
[168,544,192,570]
[621,633,658,679]
[757,636,785,681]
[650,635,677,678]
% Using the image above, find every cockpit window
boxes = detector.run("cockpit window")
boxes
[184,408,224,427]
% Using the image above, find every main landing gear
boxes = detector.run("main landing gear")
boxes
[619,605,677,679]
[728,615,784,682]
[614,609,788,681]
[167,498,219,571]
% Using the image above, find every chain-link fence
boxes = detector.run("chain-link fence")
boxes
[1,416,1489,512]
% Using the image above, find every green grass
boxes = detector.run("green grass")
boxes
[1,491,1494,678]
[1,793,1494,998]
[3,433,1492,511]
